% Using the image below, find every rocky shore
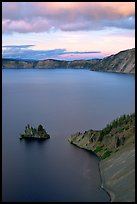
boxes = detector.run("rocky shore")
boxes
[68,113,135,202]
[100,143,135,202]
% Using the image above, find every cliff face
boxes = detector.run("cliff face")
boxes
[2,48,135,73]
[91,48,135,73]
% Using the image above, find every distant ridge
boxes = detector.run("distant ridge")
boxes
[2,58,38,62]
[90,48,135,73]
[2,48,135,73]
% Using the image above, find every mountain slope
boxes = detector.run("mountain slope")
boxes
[91,48,135,73]
[2,48,135,73]
[68,113,135,159]
[68,113,135,201]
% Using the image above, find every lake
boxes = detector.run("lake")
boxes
[2,69,135,202]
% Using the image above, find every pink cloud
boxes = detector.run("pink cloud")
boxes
[58,52,111,60]
[2,2,135,33]
[29,2,135,19]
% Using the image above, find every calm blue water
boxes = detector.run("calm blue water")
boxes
[2,69,135,202]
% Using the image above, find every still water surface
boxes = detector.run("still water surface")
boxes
[2,69,135,202]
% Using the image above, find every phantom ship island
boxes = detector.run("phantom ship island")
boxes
[20,124,50,140]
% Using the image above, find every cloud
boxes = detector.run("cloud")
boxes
[2,45,101,60]
[2,45,34,48]
[2,2,135,33]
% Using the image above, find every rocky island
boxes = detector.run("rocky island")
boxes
[20,124,50,140]
[68,113,135,202]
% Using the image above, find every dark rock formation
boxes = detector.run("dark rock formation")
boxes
[20,124,50,140]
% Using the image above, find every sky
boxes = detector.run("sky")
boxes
[2,2,135,61]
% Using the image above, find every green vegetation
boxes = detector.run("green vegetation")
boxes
[99,113,135,142]
[100,150,111,160]
[20,124,50,140]
[94,145,104,153]
[69,113,135,160]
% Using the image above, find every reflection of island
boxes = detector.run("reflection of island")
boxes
[20,124,50,140]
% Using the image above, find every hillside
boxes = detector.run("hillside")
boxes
[68,113,135,201]
[2,48,135,73]
[68,113,135,159]
[100,143,135,202]
[2,58,99,69]
[91,48,135,73]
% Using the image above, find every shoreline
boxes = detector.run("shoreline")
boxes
[99,162,115,202]
[68,113,135,202]
[69,140,135,202]
[69,141,112,202]
[99,144,135,202]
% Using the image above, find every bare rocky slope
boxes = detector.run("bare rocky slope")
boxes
[2,48,135,73]
[91,48,135,73]
[100,143,135,202]
[68,113,135,202]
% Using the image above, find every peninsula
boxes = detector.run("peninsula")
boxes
[68,113,135,202]
[20,124,50,140]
